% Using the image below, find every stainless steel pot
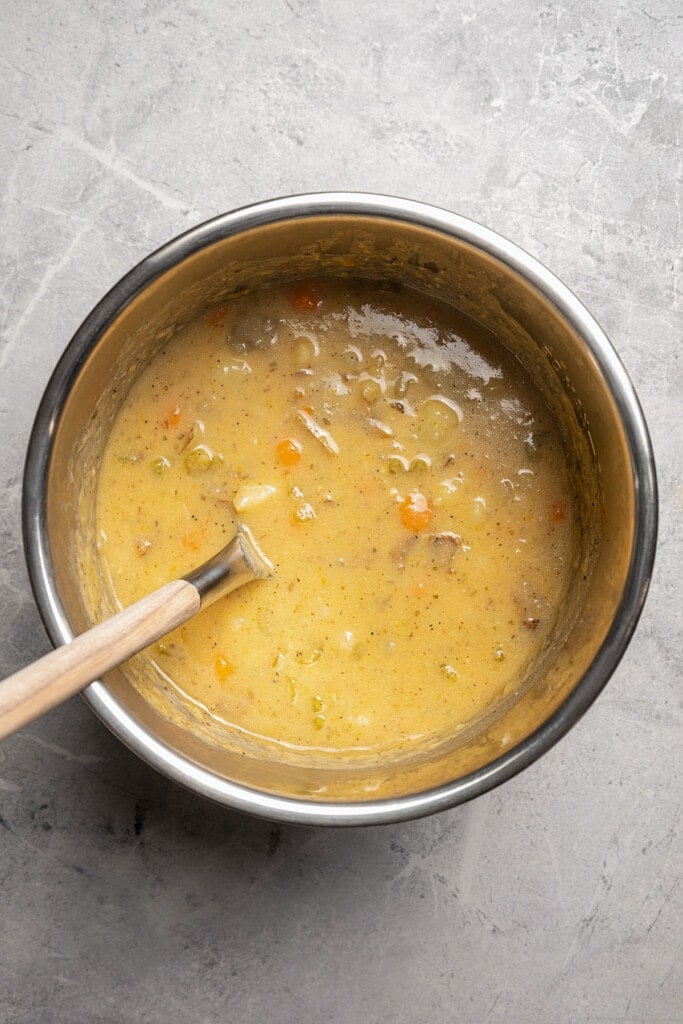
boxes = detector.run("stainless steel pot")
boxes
[22,194,657,825]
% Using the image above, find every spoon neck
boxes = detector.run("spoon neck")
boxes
[182,525,274,607]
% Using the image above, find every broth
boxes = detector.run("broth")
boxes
[94,278,577,761]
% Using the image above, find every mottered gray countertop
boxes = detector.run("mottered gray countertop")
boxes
[0,2,680,1021]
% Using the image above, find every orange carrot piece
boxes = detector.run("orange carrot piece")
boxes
[163,404,182,429]
[290,281,322,310]
[399,490,434,532]
[276,438,303,466]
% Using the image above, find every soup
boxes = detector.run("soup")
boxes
[94,278,577,762]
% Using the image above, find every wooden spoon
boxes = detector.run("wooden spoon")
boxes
[0,525,273,742]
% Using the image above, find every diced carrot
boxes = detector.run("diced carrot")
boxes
[181,527,207,551]
[207,306,228,328]
[214,654,234,681]
[550,501,566,523]
[289,281,322,310]
[163,404,182,429]
[276,438,303,466]
[399,490,434,532]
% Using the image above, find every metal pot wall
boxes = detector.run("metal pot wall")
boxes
[22,194,657,825]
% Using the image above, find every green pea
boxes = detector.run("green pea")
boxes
[342,345,363,366]
[410,453,432,472]
[151,456,171,474]
[387,454,410,474]
[184,446,223,474]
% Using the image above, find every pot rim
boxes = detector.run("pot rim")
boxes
[22,192,658,825]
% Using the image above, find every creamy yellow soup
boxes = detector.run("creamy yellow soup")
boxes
[95,278,576,762]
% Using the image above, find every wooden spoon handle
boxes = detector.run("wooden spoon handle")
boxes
[0,579,200,742]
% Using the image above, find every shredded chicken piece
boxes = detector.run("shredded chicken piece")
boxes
[296,409,340,454]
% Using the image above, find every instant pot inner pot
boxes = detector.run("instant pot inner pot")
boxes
[45,215,631,801]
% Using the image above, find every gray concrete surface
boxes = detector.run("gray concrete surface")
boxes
[0,1,681,1021]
